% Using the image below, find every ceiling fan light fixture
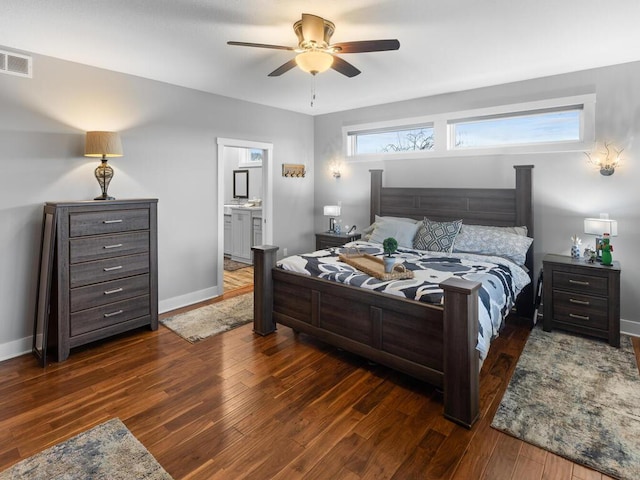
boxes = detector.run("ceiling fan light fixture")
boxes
[295,51,334,75]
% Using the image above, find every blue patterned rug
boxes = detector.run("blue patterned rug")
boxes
[0,418,173,479]
[492,327,640,480]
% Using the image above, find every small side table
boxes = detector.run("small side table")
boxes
[315,232,362,250]
[542,254,621,347]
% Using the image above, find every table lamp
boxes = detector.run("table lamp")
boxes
[584,216,618,261]
[323,205,341,233]
[84,131,123,200]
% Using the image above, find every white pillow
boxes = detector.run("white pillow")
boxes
[369,218,420,248]
[453,224,533,266]
[363,215,418,237]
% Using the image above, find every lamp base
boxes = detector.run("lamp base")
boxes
[94,194,115,201]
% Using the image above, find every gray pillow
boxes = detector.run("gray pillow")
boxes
[453,224,533,265]
[369,218,420,248]
[414,218,462,253]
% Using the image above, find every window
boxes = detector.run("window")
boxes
[343,94,595,159]
[346,124,434,156]
[449,106,583,150]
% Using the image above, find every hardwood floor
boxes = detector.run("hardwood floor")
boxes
[224,263,254,291]
[0,295,633,479]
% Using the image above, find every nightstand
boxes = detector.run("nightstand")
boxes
[315,231,362,250]
[542,254,621,347]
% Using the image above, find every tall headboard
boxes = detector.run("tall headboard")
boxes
[370,165,534,314]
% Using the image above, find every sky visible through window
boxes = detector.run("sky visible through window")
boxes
[354,127,435,154]
[452,110,581,148]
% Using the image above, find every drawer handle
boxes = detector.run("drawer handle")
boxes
[104,287,124,295]
[103,219,123,224]
[569,298,590,306]
[103,244,123,249]
[104,309,124,318]
[569,313,590,321]
[103,265,123,272]
[569,279,589,286]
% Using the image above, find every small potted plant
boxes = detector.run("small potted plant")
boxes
[382,237,398,273]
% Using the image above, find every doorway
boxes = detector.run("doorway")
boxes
[216,138,273,295]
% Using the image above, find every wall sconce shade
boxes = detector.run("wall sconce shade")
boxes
[323,205,341,233]
[295,51,334,75]
[585,142,623,176]
[84,131,123,201]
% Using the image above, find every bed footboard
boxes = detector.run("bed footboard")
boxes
[252,245,482,428]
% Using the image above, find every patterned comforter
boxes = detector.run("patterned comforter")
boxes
[277,241,531,360]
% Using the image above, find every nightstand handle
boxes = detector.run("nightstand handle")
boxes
[569,298,590,306]
[103,219,123,224]
[104,287,124,295]
[569,279,589,286]
[103,243,123,249]
[569,313,590,321]
[104,309,124,318]
[103,265,123,272]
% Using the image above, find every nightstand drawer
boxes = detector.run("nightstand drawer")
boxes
[552,290,608,330]
[70,208,150,237]
[552,270,608,296]
[70,232,149,264]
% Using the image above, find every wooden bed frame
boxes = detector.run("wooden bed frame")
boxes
[253,165,533,428]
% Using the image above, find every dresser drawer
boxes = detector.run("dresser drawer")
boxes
[552,290,608,330]
[70,232,149,264]
[70,253,149,288]
[70,274,150,313]
[70,295,150,337]
[69,209,150,237]
[552,270,608,296]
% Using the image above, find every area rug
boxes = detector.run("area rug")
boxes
[161,292,253,343]
[491,327,640,480]
[0,418,172,480]
[224,257,251,271]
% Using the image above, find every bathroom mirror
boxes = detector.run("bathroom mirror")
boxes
[233,169,249,198]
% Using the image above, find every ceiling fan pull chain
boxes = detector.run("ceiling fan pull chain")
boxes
[310,74,316,107]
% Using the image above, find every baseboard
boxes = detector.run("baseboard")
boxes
[621,318,640,338]
[0,336,32,363]
[158,286,221,314]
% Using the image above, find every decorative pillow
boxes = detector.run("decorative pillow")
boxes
[413,218,462,253]
[368,218,420,248]
[453,224,533,266]
[363,215,418,234]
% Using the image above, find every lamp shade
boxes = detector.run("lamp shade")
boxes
[295,51,334,75]
[584,218,618,236]
[84,131,123,158]
[323,205,341,217]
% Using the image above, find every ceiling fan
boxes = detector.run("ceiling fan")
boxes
[227,13,400,78]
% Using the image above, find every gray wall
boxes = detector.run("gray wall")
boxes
[314,61,640,333]
[0,51,314,359]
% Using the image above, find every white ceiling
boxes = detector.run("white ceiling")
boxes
[3,0,640,116]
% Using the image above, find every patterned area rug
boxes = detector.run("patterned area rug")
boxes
[224,257,251,271]
[161,292,253,343]
[0,418,172,480]
[492,327,640,480]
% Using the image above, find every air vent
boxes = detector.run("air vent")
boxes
[0,49,32,78]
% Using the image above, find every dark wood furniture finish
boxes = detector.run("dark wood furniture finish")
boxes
[315,231,362,250]
[254,166,533,428]
[44,199,158,362]
[543,254,621,347]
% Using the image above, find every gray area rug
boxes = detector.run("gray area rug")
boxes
[161,292,253,343]
[0,418,172,480]
[492,327,640,480]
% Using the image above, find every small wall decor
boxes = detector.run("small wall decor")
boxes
[282,163,306,177]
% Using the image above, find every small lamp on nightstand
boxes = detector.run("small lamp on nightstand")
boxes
[323,205,341,233]
[84,131,123,200]
[584,215,618,262]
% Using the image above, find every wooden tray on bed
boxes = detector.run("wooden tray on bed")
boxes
[338,251,414,281]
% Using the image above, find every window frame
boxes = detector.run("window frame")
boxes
[342,94,595,161]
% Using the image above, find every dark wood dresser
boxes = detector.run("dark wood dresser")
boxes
[44,199,158,361]
[542,254,620,347]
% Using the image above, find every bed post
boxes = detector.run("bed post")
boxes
[440,277,482,428]
[252,245,279,335]
[370,169,383,224]
[514,165,534,317]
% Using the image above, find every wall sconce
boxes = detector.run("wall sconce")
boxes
[323,205,341,233]
[328,159,342,178]
[585,142,623,176]
[584,214,618,261]
[84,131,123,200]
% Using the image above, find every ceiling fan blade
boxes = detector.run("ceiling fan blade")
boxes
[331,56,361,78]
[331,39,400,54]
[227,41,294,51]
[268,59,297,77]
